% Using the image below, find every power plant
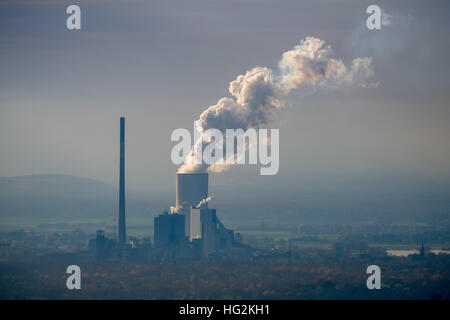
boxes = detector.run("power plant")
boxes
[175,173,208,238]
[152,171,239,259]
[153,172,238,259]
[92,118,247,262]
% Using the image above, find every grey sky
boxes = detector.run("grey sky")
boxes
[1,0,450,196]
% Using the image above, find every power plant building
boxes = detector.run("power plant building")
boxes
[90,118,248,262]
[175,173,208,238]
[150,172,240,259]
[191,205,235,258]
[154,211,186,248]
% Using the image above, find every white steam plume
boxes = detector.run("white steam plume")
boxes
[169,204,183,214]
[178,37,377,173]
[195,197,211,208]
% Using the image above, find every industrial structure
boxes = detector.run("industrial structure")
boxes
[154,211,185,249]
[176,172,208,238]
[92,118,248,262]
[118,117,126,245]
[154,172,238,259]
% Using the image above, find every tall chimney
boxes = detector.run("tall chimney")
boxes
[118,117,126,245]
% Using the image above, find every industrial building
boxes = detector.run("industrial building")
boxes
[176,172,208,238]
[191,204,235,258]
[93,118,246,262]
[154,211,186,248]
[154,172,238,259]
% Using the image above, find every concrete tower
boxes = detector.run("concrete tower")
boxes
[175,173,208,238]
[118,117,126,245]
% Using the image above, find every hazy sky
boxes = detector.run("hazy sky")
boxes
[1,0,450,195]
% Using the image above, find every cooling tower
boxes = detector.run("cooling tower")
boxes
[176,172,208,237]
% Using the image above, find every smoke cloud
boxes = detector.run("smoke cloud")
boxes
[178,37,377,173]
[169,204,182,214]
[196,196,211,208]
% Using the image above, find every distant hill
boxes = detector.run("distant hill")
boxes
[0,174,115,219]
[0,174,114,197]
[0,174,173,224]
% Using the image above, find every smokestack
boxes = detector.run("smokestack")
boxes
[118,117,126,245]
[175,173,208,237]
